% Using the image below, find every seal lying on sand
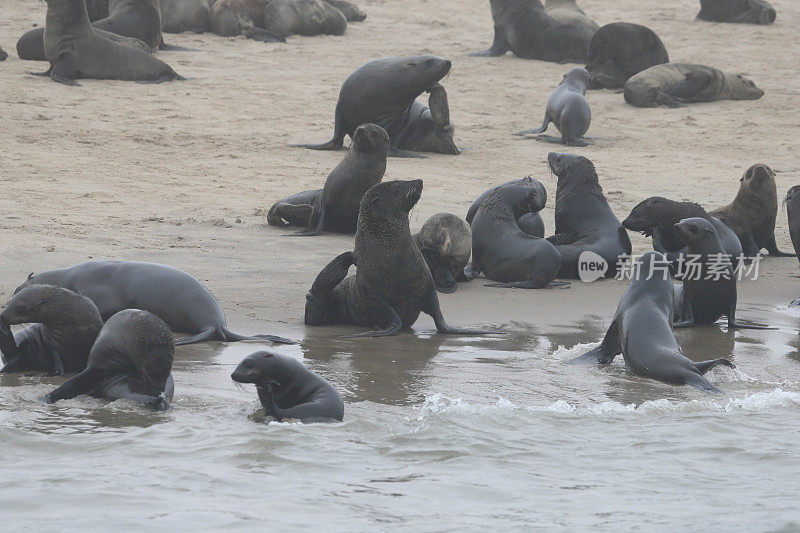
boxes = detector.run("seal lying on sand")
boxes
[785,186,800,266]
[268,123,389,236]
[466,177,545,237]
[546,153,631,279]
[305,180,502,336]
[697,0,776,24]
[0,285,103,375]
[160,0,211,33]
[209,0,286,42]
[566,252,735,393]
[263,0,347,38]
[44,309,175,410]
[515,67,592,146]
[232,350,344,423]
[16,261,295,346]
[292,55,460,157]
[412,213,472,294]
[470,0,596,62]
[585,23,669,90]
[323,0,366,21]
[624,63,763,107]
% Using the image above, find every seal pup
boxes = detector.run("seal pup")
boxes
[697,0,776,24]
[566,252,735,393]
[323,0,366,22]
[585,23,669,90]
[292,55,459,157]
[263,0,347,38]
[16,261,295,346]
[546,153,631,279]
[412,213,472,294]
[624,63,763,108]
[784,186,800,265]
[711,164,792,258]
[466,177,545,237]
[160,0,211,33]
[515,67,592,146]
[0,285,103,375]
[470,0,596,62]
[268,123,389,236]
[468,180,563,289]
[305,180,503,336]
[231,350,344,423]
[209,0,286,42]
[43,309,175,410]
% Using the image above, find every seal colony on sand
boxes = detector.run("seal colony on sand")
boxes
[44,309,175,411]
[466,177,545,238]
[412,213,472,294]
[16,261,295,346]
[696,0,776,25]
[232,350,344,423]
[585,23,669,90]
[566,252,735,393]
[624,63,764,108]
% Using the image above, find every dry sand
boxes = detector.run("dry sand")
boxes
[0,0,798,338]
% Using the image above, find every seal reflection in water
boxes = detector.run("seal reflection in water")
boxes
[231,351,344,423]
[44,309,175,411]
[567,252,735,393]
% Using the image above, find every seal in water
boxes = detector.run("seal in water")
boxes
[0,285,103,375]
[268,123,389,236]
[624,63,763,108]
[785,186,800,265]
[622,197,742,264]
[160,0,211,33]
[292,55,460,157]
[710,164,793,258]
[470,0,596,63]
[697,0,776,24]
[412,213,472,294]
[16,261,295,346]
[546,153,631,279]
[468,180,563,289]
[209,0,285,42]
[43,309,175,410]
[323,0,366,22]
[304,180,503,336]
[231,350,344,422]
[466,177,545,237]
[566,252,735,393]
[672,217,773,329]
[515,67,592,146]
[585,22,669,90]
[263,0,347,38]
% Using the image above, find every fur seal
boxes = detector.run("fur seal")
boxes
[323,0,366,22]
[263,0,347,38]
[710,164,793,258]
[160,0,211,33]
[514,67,592,146]
[292,56,460,157]
[0,285,103,375]
[16,261,295,346]
[567,252,735,393]
[43,309,175,410]
[412,213,472,294]
[86,0,110,20]
[470,0,596,62]
[697,0,776,24]
[305,180,503,336]
[466,177,545,237]
[0,46,7,61]
[468,180,564,289]
[624,63,763,108]
[546,153,631,279]
[231,350,344,422]
[544,0,597,29]
[209,0,285,42]
[17,27,151,62]
[785,186,800,265]
[268,123,389,236]
[585,22,669,90]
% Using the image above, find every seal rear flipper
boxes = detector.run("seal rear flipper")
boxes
[174,327,217,345]
[241,26,286,43]
[290,102,347,151]
[565,324,621,364]
[463,261,481,280]
[685,372,724,394]
[310,251,355,295]
[221,328,296,345]
[49,54,82,87]
[694,358,735,375]
[43,367,103,404]
[388,146,426,158]
[469,26,509,57]
[268,202,315,227]
[30,65,53,77]
[289,196,326,236]
[342,298,403,338]
[514,114,550,136]
[765,234,795,257]
[420,248,457,294]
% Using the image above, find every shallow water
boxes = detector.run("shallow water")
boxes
[2,302,800,531]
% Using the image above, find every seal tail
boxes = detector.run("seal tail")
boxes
[290,103,346,151]
[221,328,296,345]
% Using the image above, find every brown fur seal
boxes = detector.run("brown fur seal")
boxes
[466,177,545,237]
[209,0,285,42]
[263,0,347,38]
[470,0,596,62]
[785,186,800,265]
[160,0,211,33]
[624,63,763,108]
[710,164,793,258]
[697,0,776,24]
[323,0,366,22]
[44,309,175,410]
[412,213,472,294]
[269,123,389,236]
[0,285,103,375]
[585,23,669,90]
[304,180,503,336]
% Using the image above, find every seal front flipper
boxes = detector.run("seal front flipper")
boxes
[469,26,510,57]
[694,358,735,374]
[565,323,621,364]
[0,319,19,364]
[420,248,457,294]
[343,298,403,338]
[765,234,795,257]
[174,327,217,345]
[30,66,53,77]
[290,102,347,151]
[43,367,103,404]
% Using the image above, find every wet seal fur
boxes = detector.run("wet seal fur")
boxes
[412,213,472,294]
[16,261,295,346]
[292,55,460,157]
[304,180,503,336]
[268,123,389,236]
[515,67,592,146]
[209,0,286,42]
[710,164,793,258]
[470,0,596,62]
[43,309,175,410]
[585,22,669,90]
[466,177,545,237]
[232,350,344,423]
[546,153,631,279]
[697,0,776,24]
[263,0,347,38]
[0,285,103,375]
[624,63,763,108]
[566,252,735,393]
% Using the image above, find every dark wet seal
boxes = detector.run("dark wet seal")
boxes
[585,22,669,90]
